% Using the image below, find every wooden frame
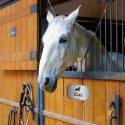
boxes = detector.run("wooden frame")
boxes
[0,51,37,61]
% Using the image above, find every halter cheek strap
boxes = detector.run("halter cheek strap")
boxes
[81,35,95,61]
[81,0,110,61]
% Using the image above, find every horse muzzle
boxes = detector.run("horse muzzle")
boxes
[38,76,57,92]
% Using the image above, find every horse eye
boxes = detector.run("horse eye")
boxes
[59,37,67,43]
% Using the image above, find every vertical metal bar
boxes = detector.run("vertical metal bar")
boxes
[76,61,78,72]
[39,89,44,125]
[99,22,102,71]
[37,0,48,125]
[116,0,118,72]
[110,0,113,72]
[36,0,41,124]
[90,46,92,71]
[85,54,88,71]
[80,60,82,72]
[36,82,41,125]
[115,95,120,125]
[105,0,107,72]
[95,34,97,71]
[109,117,113,125]
[122,0,124,71]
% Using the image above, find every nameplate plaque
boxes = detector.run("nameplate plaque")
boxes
[67,84,90,101]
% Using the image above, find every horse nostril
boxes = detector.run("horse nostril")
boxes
[44,77,50,86]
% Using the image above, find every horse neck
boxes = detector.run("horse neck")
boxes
[73,24,118,72]
[73,23,95,59]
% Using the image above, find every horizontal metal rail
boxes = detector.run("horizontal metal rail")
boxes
[64,71,125,81]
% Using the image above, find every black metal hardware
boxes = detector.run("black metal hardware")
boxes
[30,3,39,14]
[114,95,120,125]
[30,51,38,60]
[109,95,120,125]
[10,27,16,37]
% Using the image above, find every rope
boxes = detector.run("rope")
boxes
[46,0,110,61]
[81,0,110,61]
[8,108,17,125]
[19,82,34,125]
[47,0,56,17]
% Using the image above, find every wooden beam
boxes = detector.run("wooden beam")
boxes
[0,3,37,25]
[43,110,96,125]
[0,98,96,125]
[0,0,18,9]
[0,51,37,61]
[0,98,19,108]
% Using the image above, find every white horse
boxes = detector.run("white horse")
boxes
[38,7,120,92]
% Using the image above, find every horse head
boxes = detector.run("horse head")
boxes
[38,6,81,92]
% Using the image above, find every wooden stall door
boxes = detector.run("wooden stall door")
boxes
[0,0,38,70]
[0,0,38,125]
[44,78,125,125]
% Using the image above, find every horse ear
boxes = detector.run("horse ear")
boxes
[65,5,81,27]
[47,11,54,24]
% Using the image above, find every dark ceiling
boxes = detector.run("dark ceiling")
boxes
[51,0,72,5]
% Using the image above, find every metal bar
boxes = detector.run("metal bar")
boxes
[39,89,44,125]
[64,71,125,81]
[116,0,118,72]
[99,22,102,71]
[86,49,90,71]
[95,34,97,71]
[110,0,113,72]
[105,0,107,72]
[77,17,125,24]
[81,60,82,72]
[114,95,120,125]
[109,116,113,125]
[122,0,124,71]
[76,61,78,72]
[36,0,41,124]
[37,0,48,125]
[36,83,40,125]
[90,45,93,71]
